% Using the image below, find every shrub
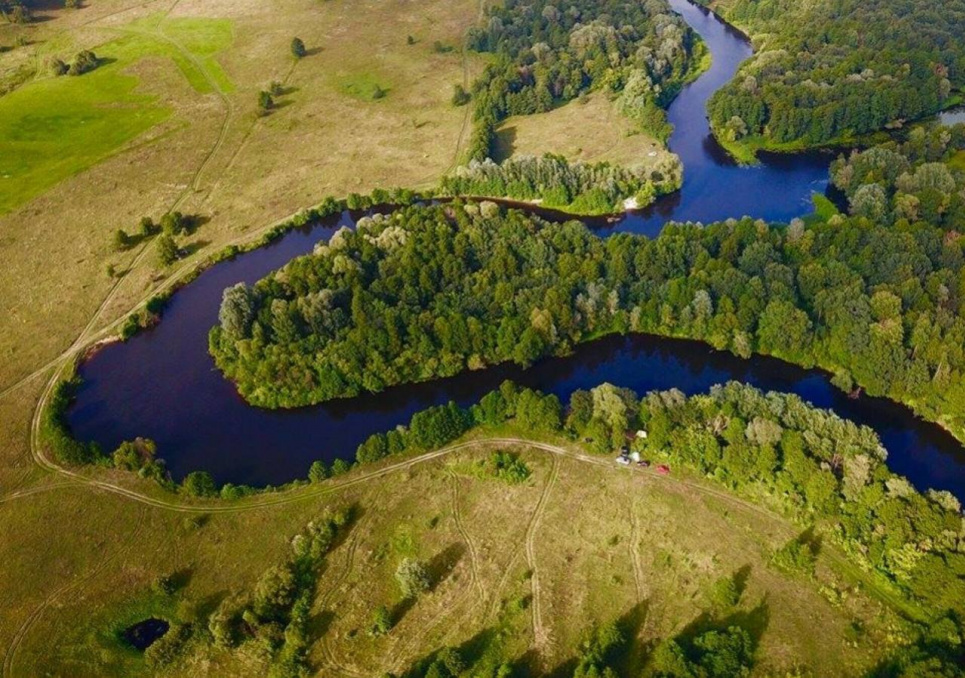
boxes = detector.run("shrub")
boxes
[290,37,306,58]
[181,471,217,498]
[395,558,430,599]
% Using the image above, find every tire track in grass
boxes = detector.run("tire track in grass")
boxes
[317,488,383,678]
[627,483,645,602]
[524,453,559,652]
[386,470,487,673]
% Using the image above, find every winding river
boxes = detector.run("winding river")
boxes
[67,0,965,497]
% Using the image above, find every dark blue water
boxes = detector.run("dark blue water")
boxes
[611,0,834,236]
[66,1,965,497]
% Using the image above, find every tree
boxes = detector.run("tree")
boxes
[139,216,156,237]
[156,234,178,266]
[290,37,306,58]
[218,283,256,340]
[113,228,130,250]
[160,211,184,235]
[258,90,274,113]
[253,564,297,621]
[308,460,327,483]
[395,558,430,599]
[181,470,216,497]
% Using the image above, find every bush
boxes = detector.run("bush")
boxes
[395,558,430,599]
[181,471,217,498]
[290,37,306,58]
[451,84,470,106]
[67,50,98,76]
[771,535,818,576]
[369,605,392,636]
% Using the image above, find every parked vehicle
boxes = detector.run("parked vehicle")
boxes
[656,464,670,475]
[616,455,631,466]
[636,459,650,468]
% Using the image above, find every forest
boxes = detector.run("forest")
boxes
[439,152,682,215]
[704,0,965,150]
[211,126,965,444]
[831,124,965,228]
[464,0,698,159]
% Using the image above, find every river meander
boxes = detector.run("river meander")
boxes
[67,0,965,497]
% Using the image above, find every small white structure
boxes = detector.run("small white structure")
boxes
[630,450,641,463]
[635,430,648,439]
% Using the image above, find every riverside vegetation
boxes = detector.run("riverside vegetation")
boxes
[703,0,965,154]
[212,127,965,446]
[57,380,965,675]
[444,0,701,212]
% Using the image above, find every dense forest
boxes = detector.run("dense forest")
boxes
[831,124,965,228]
[211,137,965,440]
[439,152,682,215]
[703,0,965,150]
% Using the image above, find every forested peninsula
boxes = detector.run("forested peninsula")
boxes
[702,0,965,156]
[440,0,701,212]
[210,126,965,445]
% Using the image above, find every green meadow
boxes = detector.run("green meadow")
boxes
[0,16,233,215]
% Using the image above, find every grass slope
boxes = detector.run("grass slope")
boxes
[2,436,908,676]
[0,15,233,215]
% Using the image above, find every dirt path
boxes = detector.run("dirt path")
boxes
[627,493,645,602]
[524,453,559,653]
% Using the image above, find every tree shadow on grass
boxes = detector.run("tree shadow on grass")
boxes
[180,239,211,258]
[426,542,466,593]
[493,125,518,163]
[399,626,505,678]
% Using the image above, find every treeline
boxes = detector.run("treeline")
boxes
[463,0,699,162]
[211,200,965,441]
[831,123,965,227]
[704,0,965,150]
[143,508,352,676]
[439,153,682,215]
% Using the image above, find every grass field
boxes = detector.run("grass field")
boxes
[0,433,911,676]
[0,0,480,392]
[0,15,233,215]
[494,94,674,170]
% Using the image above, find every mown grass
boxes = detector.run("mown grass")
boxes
[0,15,233,215]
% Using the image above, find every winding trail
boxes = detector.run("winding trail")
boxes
[523,454,559,652]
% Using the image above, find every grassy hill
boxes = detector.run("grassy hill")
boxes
[1,434,921,676]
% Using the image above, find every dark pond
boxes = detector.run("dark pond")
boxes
[122,618,169,651]
[65,0,965,498]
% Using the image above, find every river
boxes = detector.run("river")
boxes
[66,0,965,497]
